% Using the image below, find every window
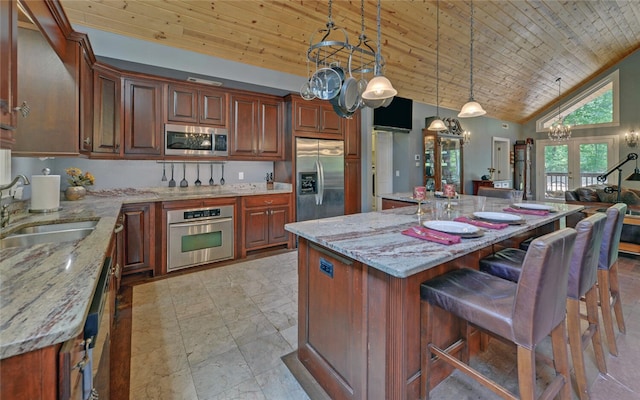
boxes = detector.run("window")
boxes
[536,70,619,132]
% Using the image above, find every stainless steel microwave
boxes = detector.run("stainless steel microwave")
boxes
[164,123,228,157]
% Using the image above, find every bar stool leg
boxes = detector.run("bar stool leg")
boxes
[516,346,536,400]
[598,269,618,356]
[420,301,434,400]
[585,285,607,374]
[550,319,572,400]
[567,298,589,400]
[609,261,626,334]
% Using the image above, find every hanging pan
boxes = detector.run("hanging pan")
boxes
[339,52,360,113]
[310,67,341,100]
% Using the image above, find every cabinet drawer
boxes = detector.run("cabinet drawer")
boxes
[243,194,290,208]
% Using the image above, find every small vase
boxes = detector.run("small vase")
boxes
[65,186,86,201]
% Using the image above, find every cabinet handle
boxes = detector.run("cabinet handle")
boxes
[114,224,124,234]
[83,137,92,145]
[13,101,30,118]
[264,200,273,205]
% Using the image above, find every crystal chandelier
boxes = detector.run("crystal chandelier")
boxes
[548,77,571,141]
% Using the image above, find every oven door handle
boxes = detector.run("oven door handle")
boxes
[171,217,233,228]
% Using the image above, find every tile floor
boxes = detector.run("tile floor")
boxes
[130,251,640,399]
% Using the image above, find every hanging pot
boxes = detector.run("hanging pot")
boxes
[310,67,341,100]
[340,53,360,113]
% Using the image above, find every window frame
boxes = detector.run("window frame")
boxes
[536,70,619,132]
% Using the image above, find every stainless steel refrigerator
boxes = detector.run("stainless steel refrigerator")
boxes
[296,138,345,221]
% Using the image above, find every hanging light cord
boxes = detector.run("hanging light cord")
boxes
[556,77,562,121]
[469,0,475,100]
[375,0,382,75]
[436,0,440,115]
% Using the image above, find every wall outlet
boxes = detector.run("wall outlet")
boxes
[238,172,244,180]
[396,170,400,177]
[414,154,420,161]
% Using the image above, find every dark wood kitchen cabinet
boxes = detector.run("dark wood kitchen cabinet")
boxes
[122,77,163,156]
[241,194,292,257]
[230,92,283,160]
[344,111,361,214]
[92,64,122,156]
[79,42,94,155]
[121,202,156,277]
[167,84,227,127]
[289,95,343,138]
[0,0,17,147]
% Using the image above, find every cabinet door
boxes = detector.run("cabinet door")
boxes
[294,100,320,132]
[123,78,162,155]
[344,111,360,158]
[230,94,258,156]
[268,205,289,244]
[344,158,361,215]
[167,84,197,123]
[121,202,155,275]
[0,0,17,144]
[319,104,343,137]
[243,207,269,249]
[258,97,283,158]
[93,69,121,154]
[200,88,227,127]
[79,44,93,154]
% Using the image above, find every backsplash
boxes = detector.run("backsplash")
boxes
[10,157,275,199]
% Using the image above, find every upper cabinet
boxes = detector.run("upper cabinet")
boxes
[92,64,122,156]
[229,92,283,160]
[0,0,17,147]
[122,77,163,156]
[289,95,343,138]
[423,129,465,194]
[166,84,227,127]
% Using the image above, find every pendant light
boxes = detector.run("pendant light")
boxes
[548,77,572,141]
[458,0,486,118]
[362,0,397,101]
[428,0,447,131]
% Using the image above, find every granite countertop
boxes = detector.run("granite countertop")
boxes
[285,196,583,279]
[0,182,291,360]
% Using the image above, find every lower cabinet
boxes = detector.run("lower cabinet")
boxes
[241,194,292,257]
[120,202,156,277]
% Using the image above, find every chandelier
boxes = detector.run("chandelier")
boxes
[458,0,486,118]
[548,77,571,141]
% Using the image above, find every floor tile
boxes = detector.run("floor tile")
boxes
[190,347,254,399]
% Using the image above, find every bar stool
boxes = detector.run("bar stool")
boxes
[598,203,627,356]
[420,228,576,400]
[479,214,608,400]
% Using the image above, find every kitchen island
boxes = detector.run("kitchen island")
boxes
[285,197,583,400]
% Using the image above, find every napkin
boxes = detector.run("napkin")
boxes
[503,207,549,216]
[401,226,461,245]
[454,216,508,229]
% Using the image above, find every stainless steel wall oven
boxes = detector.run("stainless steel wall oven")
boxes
[167,205,234,272]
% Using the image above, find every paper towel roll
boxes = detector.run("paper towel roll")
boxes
[31,175,60,211]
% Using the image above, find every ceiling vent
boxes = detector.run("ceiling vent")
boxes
[186,77,223,86]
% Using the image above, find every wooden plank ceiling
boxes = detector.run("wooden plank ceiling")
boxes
[59,0,640,124]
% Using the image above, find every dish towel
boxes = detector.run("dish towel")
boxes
[454,216,508,229]
[503,207,549,216]
[401,226,461,245]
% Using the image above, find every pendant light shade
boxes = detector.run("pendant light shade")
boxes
[362,76,397,100]
[458,0,486,118]
[428,0,447,132]
[428,118,447,131]
[361,0,397,101]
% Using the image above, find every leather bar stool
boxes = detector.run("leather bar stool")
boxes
[479,214,608,400]
[597,203,627,356]
[420,228,576,400]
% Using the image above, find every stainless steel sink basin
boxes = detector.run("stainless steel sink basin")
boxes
[1,220,98,249]
[12,220,98,234]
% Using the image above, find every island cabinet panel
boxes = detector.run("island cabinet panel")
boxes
[298,240,367,400]
[123,78,163,156]
[121,202,156,276]
[381,198,414,210]
[241,193,292,257]
[0,344,59,400]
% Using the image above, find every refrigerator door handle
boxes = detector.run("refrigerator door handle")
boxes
[314,159,322,206]
[317,159,325,205]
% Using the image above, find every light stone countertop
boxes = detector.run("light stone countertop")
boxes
[0,182,291,360]
[285,196,583,279]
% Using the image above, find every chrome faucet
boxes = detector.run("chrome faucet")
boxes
[1,175,31,228]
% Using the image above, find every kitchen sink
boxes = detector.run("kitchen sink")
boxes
[1,220,98,249]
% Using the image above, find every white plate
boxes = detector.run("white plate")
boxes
[473,211,522,222]
[423,221,479,234]
[513,203,556,211]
